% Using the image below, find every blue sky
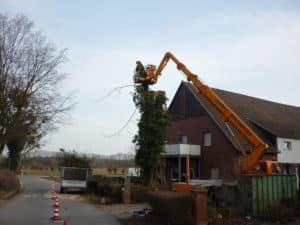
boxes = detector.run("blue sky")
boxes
[1,0,300,155]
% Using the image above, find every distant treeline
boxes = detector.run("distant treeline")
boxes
[9,156,134,169]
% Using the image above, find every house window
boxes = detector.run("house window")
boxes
[283,141,292,150]
[203,132,212,146]
[210,168,219,179]
[181,135,188,144]
[171,168,178,181]
[190,168,195,179]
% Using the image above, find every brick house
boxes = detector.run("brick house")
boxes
[164,82,300,182]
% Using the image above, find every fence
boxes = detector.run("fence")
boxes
[239,174,297,216]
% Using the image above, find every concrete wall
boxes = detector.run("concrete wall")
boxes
[277,137,300,163]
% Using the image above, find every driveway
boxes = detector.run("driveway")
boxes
[0,175,121,225]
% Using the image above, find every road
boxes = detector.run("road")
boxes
[0,175,121,225]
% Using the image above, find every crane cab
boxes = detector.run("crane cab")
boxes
[134,62,157,85]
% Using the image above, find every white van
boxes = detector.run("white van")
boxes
[60,167,88,193]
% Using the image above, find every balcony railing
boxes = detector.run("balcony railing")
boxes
[163,144,201,156]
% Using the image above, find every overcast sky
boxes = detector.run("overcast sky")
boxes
[1,0,300,155]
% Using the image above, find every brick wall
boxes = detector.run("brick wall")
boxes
[167,116,239,179]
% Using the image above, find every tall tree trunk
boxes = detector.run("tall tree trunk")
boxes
[7,139,24,171]
[149,157,167,187]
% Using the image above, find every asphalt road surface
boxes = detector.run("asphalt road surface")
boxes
[0,175,121,225]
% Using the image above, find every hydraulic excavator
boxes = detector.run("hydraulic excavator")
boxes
[134,52,279,191]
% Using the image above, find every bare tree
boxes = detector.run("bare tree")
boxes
[0,13,72,168]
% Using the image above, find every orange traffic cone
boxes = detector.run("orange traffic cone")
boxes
[50,190,54,199]
[63,220,68,225]
[53,198,59,208]
[51,192,57,200]
[51,207,61,221]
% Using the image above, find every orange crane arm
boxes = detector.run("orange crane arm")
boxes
[134,52,269,173]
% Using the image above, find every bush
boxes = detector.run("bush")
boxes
[58,150,92,175]
[147,191,192,225]
[0,170,20,192]
[87,175,122,203]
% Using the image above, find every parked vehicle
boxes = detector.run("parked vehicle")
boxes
[60,167,88,193]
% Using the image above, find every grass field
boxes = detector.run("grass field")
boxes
[22,168,59,176]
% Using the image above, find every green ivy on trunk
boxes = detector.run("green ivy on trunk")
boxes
[133,85,170,186]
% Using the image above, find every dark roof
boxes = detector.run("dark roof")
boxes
[179,82,300,153]
[183,82,300,139]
